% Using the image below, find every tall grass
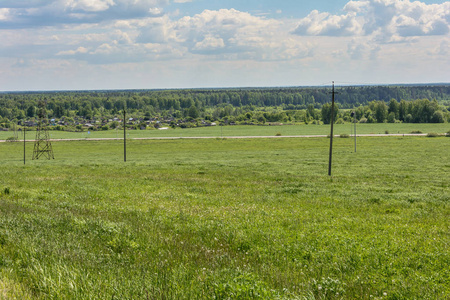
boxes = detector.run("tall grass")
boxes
[0,136,449,299]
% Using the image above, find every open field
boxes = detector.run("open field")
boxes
[1,123,449,141]
[0,136,449,299]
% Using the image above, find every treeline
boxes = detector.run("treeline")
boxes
[0,85,449,128]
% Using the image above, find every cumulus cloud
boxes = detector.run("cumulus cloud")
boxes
[193,35,225,52]
[347,38,380,60]
[0,0,171,28]
[0,8,11,21]
[57,46,89,56]
[67,0,116,12]
[293,10,363,36]
[293,0,450,42]
[173,9,312,60]
[0,0,446,83]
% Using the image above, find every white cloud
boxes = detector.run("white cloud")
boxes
[0,0,173,28]
[56,46,89,55]
[293,0,450,41]
[293,10,363,36]
[67,0,116,12]
[173,9,312,60]
[347,38,380,60]
[0,8,11,21]
[193,35,225,52]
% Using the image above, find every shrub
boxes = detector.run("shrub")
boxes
[405,114,413,123]
[410,130,422,134]
[6,137,18,142]
[446,130,450,137]
[359,117,368,123]
[385,130,389,134]
[340,134,349,138]
[426,132,440,137]
[275,132,282,136]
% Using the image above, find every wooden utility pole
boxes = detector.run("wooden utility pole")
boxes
[354,110,357,153]
[123,110,127,162]
[328,81,336,176]
[23,126,26,165]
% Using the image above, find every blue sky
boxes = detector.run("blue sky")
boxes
[0,0,449,91]
[170,0,445,18]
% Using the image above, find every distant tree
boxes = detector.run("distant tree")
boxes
[374,101,387,123]
[53,104,65,118]
[27,105,36,118]
[388,99,399,119]
[387,112,396,123]
[307,104,316,120]
[110,121,119,129]
[321,103,339,124]
[399,100,408,121]
[188,105,199,119]
[431,111,444,123]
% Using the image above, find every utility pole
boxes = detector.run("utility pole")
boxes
[351,110,357,152]
[123,109,127,162]
[328,81,337,176]
[353,110,357,152]
[23,126,26,165]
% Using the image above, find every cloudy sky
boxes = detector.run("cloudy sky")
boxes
[0,0,449,91]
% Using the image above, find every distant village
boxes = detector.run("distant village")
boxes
[2,116,219,132]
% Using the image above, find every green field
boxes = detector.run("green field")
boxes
[1,123,449,140]
[1,136,449,299]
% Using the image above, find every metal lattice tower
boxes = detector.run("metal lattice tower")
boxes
[32,101,54,160]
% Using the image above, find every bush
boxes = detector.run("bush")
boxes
[410,130,422,134]
[340,134,349,138]
[405,114,413,123]
[6,137,18,142]
[426,132,440,137]
[431,111,445,123]
[446,130,450,137]
[385,130,389,134]
[275,132,282,136]
[359,117,368,123]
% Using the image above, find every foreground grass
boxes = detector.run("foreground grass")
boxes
[1,123,449,140]
[0,137,449,299]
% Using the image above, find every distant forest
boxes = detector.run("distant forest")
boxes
[1,85,449,130]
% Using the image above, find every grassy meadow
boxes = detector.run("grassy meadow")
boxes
[1,123,449,140]
[0,136,449,299]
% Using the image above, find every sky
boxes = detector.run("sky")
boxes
[0,0,449,91]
